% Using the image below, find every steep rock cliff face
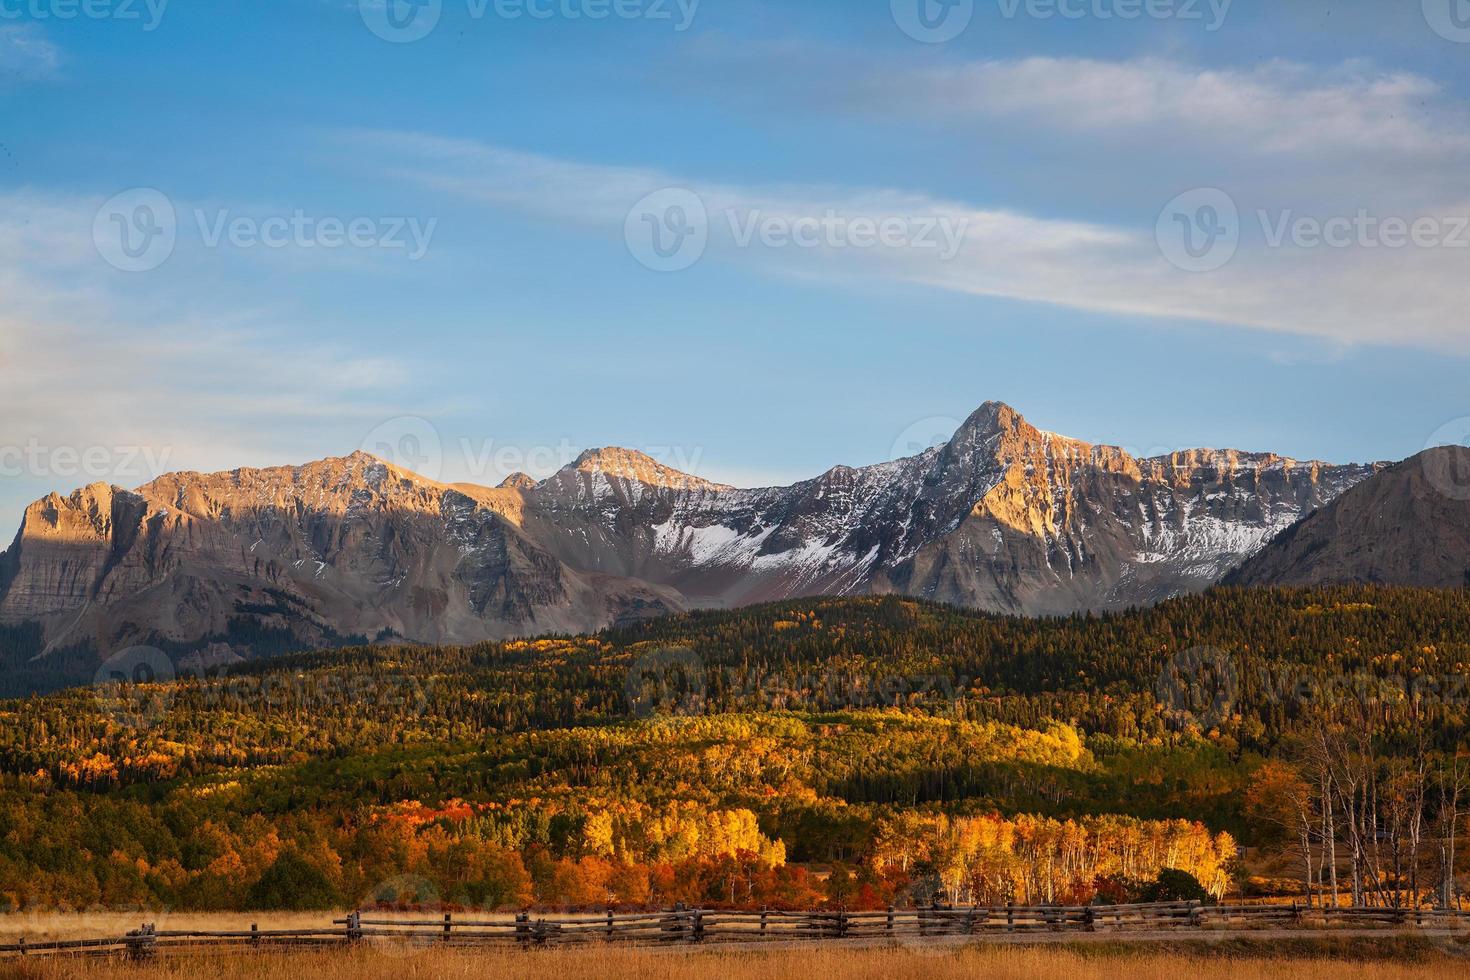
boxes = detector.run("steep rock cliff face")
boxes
[0,454,681,658]
[1226,447,1470,589]
[0,402,1380,665]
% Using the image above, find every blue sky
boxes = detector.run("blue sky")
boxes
[2,0,1470,532]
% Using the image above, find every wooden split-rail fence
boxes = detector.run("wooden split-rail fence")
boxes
[3,901,1469,960]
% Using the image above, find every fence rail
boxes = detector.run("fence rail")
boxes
[4,902,1470,959]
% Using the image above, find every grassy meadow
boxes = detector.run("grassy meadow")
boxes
[1,939,1467,980]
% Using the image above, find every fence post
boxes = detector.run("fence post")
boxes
[607,906,615,939]
[692,909,705,943]
[1084,906,1095,933]
[346,911,362,944]
[515,911,530,949]
[885,905,894,934]
[837,911,849,940]
[444,912,453,941]
[126,923,157,962]
[661,905,682,940]
[251,923,260,948]
[760,908,768,937]
[1006,904,1014,933]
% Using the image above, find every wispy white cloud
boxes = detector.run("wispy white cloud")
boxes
[867,57,1468,160]
[347,128,1470,354]
[0,25,61,81]
[678,43,1470,217]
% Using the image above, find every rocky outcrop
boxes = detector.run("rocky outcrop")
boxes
[0,454,682,659]
[1225,447,1470,589]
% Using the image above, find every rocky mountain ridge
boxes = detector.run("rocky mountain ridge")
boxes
[0,402,1386,670]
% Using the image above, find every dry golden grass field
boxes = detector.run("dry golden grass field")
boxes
[2,939,1470,980]
[0,911,340,945]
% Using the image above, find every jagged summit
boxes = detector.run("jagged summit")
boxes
[499,473,538,491]
[965,399,1023,432]
[569,447,733,492]
[933,401,1027,456]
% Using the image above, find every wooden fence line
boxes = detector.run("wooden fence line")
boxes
[4,902,1470,959]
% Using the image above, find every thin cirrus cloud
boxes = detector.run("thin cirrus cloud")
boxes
[347,124,1470,355]
[863,57,1468,159]
[684,44,1470,212]
[0,25,61,82]
[936,57,1459,204]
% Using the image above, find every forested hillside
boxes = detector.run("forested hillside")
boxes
[0,587,1465,912]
